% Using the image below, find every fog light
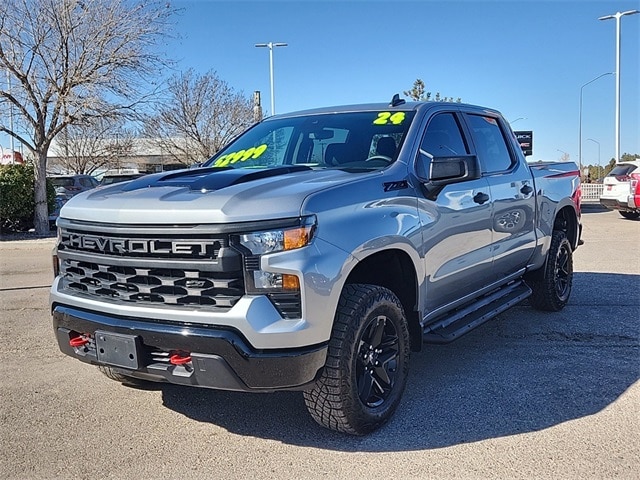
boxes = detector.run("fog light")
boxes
[251,271,300,291]
[253,270,282,289]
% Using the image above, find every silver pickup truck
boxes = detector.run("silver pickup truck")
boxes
[51,96,582,434]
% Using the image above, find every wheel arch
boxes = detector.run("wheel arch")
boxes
[554,205,580,250]
[344,249,422,351]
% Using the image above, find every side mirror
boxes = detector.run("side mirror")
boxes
[416,154,481,200]
[417,154,481,185]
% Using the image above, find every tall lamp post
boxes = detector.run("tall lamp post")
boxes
[599,9,639,163]
[255,42,288,116]
[579,72,613,173]
[587,138,601,181]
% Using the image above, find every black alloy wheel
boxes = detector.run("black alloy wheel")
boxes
[356,315,400,408]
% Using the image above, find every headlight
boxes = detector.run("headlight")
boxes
[239,224,314,255]
[238,217,315,294]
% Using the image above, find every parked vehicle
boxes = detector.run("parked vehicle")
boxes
[599,160,640,219]
[48,194,71,230]
[51,96,582,434]
[100,172,145,185]
[627,172,640,216]
[48,174,99,196]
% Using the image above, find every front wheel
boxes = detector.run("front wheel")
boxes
[303,284,410,435]
[527,230,573,311]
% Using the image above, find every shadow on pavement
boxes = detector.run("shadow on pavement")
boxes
[159,272,639,451]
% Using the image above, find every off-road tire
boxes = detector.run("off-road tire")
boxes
[528,230,573,311]
[303,284,410,435]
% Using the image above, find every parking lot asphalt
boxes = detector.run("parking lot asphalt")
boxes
[0,208,638,479]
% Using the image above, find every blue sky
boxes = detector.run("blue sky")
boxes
[1,0,637,167]
[165,0,639,166]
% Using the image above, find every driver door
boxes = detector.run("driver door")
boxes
[415,111,495,313]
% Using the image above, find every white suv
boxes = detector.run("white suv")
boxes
[600,160,640,220]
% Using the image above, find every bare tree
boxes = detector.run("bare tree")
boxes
[51,118,135,175]
[144,69,257,165]
[0,0,174,233]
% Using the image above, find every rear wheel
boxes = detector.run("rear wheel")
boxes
[528,230,573,311]
[303,284,410,435]
[619,211,640,220]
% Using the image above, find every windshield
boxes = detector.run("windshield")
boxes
[202,111,416,170]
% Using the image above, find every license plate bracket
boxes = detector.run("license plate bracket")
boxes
[95,331,141,369]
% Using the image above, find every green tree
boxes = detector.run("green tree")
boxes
[403,79,461,103]
[0,164,55,233]
[403,79,431,101]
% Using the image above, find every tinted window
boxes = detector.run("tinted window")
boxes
[417,113,469,179]
[203,111,416,170]
[465,114,513,173]
[51,178,74,187]
[420,113,469,156]
[607,164,636,177]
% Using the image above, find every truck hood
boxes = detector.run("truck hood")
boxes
[61,166,363,224]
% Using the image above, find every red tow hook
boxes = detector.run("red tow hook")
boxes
[69,335,90,348]
[169,353,192,365]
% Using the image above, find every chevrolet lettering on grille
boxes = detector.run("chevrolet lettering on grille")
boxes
[62,233,219,258]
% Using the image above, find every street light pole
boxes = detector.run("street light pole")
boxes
[599,9,639,163]
[579,72,613,174]
[557,148,570,160]
[255,42,288,116]
[587,138,601,181]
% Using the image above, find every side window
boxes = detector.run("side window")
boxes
[465,114,514,173]
[420,113,469,157]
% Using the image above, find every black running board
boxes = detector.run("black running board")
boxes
[423,281,532,344]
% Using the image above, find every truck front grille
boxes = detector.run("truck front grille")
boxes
[62,259,243,308]
[56,222,245,312]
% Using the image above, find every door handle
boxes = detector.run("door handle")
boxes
[520,185,533,195]
[473,192,490,205]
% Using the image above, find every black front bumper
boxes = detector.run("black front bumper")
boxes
[52,305,327,392]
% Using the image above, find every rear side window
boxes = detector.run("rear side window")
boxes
[465,114,514,173]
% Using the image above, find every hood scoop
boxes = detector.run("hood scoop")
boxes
[121,165,312,193]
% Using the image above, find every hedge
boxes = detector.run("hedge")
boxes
[0,164,55,233]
